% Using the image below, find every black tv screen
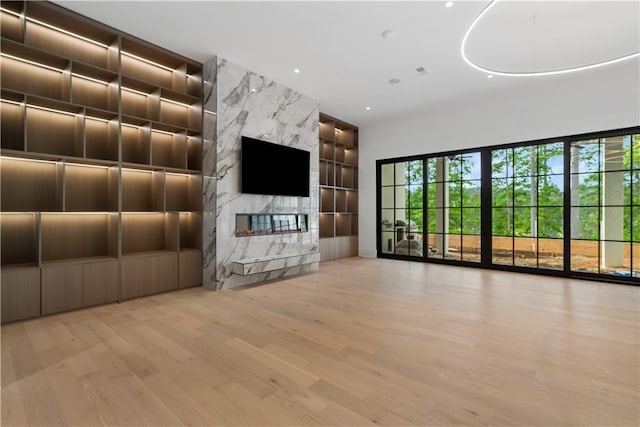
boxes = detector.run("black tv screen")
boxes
[241,136,310,197]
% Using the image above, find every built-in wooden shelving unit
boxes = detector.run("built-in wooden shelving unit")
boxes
[318,113,358,261]
[0,1,204,323]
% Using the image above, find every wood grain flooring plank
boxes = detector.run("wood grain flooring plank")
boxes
[1,257,637,426]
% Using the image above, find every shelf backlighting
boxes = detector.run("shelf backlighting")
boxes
[0,53,64,73]
[0,7,22,18]
[28,104,79,117]
[85,116,111,123]
[43,212,115,215]
[1,54,113,88]
[166,172,195,178]
[122,51,174,72]
[161,97,192,108]
[26,16,109,48]
[122,86,152,97]
[65,162,110,169]
[2,99,85,118]
[71,73,111,85]
[152,128,177,136]
[1,155,62,165]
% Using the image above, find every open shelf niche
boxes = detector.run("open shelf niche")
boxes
[318,113,358,261]
[0,1,204,322]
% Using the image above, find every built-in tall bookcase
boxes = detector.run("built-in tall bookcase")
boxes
[319,113,358,261]
[0,1,203,322]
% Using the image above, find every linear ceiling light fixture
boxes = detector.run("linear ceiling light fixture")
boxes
[461,0,640,77]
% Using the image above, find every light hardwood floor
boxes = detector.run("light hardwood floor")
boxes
[2,258,639,426]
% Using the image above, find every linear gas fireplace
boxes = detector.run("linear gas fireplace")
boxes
[235,214,308,237]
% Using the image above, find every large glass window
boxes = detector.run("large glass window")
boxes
[570,135,638,277]
[380,160,423,257]
[491,142,564,270]
[425,152,481,262]
[376,128,638,284]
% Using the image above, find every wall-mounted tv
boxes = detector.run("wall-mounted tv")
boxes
[241,136,310,197]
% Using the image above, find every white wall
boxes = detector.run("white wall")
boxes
[358,62,640,257]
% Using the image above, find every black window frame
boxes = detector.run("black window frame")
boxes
[375,125,640,286]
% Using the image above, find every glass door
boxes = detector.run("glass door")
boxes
[425,152,482,262]
[569,134,638,278]
[490,142,564,270]
[379,160,424,257]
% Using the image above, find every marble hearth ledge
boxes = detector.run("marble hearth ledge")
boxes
[232,251,320,276]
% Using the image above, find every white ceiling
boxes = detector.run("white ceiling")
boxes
[57,1,639,127]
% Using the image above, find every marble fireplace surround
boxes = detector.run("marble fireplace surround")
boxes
[202,56,320,290]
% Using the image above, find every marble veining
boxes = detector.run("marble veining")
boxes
[202,57,320,290]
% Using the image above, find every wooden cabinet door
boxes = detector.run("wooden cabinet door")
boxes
[42,263,83,315]
[1,267,41,323]
[179,250,201,288]
[152,253,178,293]
[84,259,119,307]
[121,256,153,299]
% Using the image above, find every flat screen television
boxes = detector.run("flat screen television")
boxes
[241,136,310,197]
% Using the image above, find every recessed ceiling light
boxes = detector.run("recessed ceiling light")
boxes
[445,1,453,8]
[388,78,401,84]
[381,29,396,39]
[487,74,494,79]
[250,88,256,92]
[293,68,301,74]
[365,106,372,111]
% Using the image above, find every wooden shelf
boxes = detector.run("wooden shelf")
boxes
[121,77,160,121]
[64,163,118,212]
[346,190,358,213]
[122,169,164,212]
[166,172,202,212]
[336,189,346,212]
[320,140,334,160]
[120,37,201,97]
[121,118,151,165]
[321,187,334,212]
[25,100,83,156]
[1,95,25,151]
[327,162,335,186]
[121,213,178,255]
[342,165,355,189]
[179,212,202,250]
[318,113,358,259]
[24,1,119,71]
[335,126,355,147]
[334,144,345,164]
[344,147,358,166]
[1,4,24,42]
[1,156,63,211]
[85,111,118,161]
[0,1,203,322]
[0,213,39,267]
[319,214,335,238]
[40,213,118,262]
[70,62,118,112]
[187,135,203,171]
[319,120,335,141]
[336,214,351,237]
[151,127,187,169]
